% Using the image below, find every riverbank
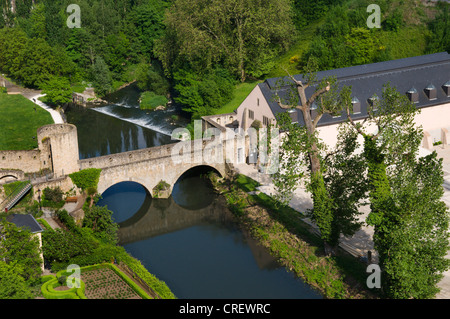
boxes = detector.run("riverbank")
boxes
[209,172,379,299]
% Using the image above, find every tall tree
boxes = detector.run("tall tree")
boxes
[91,56,113,97]
[344,83,450,298]
[273,62,352,253]
[42,76,73,107]
[155,0,296,82]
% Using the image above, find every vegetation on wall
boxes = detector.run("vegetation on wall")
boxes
[69,168,102,192]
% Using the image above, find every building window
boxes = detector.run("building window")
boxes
[249,110,254,120]
[263,116,271,126]
[257,98,260,106]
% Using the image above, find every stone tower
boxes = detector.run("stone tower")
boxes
[37,124,80,177]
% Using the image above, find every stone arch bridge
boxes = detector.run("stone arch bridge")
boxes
[79,137,250,198]
[1,123,255,199]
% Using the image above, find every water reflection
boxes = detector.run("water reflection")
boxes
[65,83,187,159]
[98,178,322,299]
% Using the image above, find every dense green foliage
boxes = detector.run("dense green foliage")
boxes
[0,220,43,282]
[41,76,73,106]
[155,0,296,82]
[173,67,236,118]
[140,91,168,110]
[0,0,446,117]
[344,84,450,298]
[69,168,102,191]
[0,261,33,299]
[82,205,119,245]
[41,207,175,299]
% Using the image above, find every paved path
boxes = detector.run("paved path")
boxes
[25,93,64,124]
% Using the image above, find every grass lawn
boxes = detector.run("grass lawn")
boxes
[377,25,431,60]
[0,93,54,151]
[213,80,262,115]
[266,19,325,79]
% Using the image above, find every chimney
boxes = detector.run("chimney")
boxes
[310,101,318,120]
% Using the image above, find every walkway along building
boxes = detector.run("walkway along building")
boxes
[203,52,450,153]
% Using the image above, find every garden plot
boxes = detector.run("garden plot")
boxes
[81,267,142,299]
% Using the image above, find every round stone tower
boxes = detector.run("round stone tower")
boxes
[37,124,80,177]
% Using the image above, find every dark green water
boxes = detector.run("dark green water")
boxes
[67,85,322,299]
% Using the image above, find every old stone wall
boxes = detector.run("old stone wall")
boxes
[0,150,44,173]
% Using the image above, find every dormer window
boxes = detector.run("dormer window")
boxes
[424,84,437,100]
[287,108,298,123]
[352,96,361,114]
[443,80,450,97]
[407,87,419,103]
[310,101,318,120]
[368,95,379,111]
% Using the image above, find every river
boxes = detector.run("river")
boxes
[65,84,322,299]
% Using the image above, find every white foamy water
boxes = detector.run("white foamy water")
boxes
[92,105,174,136]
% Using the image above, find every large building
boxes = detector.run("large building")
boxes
[204,52,450,151]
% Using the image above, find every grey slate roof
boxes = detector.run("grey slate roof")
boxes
[258,52,450,127]
[6,214,43,233]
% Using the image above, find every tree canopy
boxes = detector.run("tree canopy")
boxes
[155,0,296,82]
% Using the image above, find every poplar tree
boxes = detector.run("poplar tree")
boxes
[344,83,450,298]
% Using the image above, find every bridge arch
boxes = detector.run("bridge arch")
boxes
[97,181,152,225]
[97,175,152,197]
[171,165,223,210]
[0,170,25,184]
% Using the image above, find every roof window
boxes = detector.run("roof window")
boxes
[407,87,419,103]
[351,96,361,114]
[424,83,437,100]
[443,80,450,97]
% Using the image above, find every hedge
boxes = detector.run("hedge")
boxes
[40,263,151,299]
[41,273,86,299]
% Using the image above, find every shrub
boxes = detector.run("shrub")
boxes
[42,187,64,208]
[56,210,79,233]
[153,180,170,198]
[42,228,99,266]
[140,91,169,110]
